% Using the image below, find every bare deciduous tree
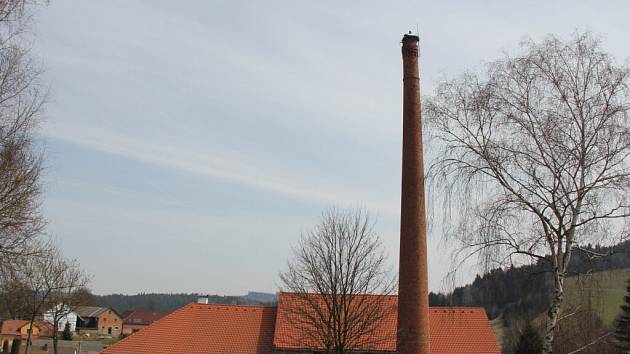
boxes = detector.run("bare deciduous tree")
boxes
[279,208,395,354]
[425,32,630,354]
[13,243,88,354]
[46,274,90,354]
[0,273,31,319]
[0,0,47,275]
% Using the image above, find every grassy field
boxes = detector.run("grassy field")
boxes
[563,268,630,326]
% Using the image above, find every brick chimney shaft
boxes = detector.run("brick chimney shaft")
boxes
[397,34,430,354]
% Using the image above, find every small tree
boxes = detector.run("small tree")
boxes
[515,323,543,354]
[62,322,72,341]
[279,208,395,354]
[10,339,20,354]
[48,284,90,354]
[19,243,60,354]
[18,244,89,354]
[614,279,630,353]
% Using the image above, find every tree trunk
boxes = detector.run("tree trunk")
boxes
[542,272,565,354]
[52,321,59,354]
[24,315,36,354]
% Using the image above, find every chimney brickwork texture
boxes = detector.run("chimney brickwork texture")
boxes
[397,33,431,354]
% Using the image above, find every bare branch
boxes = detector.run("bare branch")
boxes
[279,208,395,353]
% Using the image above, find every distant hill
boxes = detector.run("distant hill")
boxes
[93,292,277,315]
[244,292,277,304]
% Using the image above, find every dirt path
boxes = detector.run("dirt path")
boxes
[16,338,108,354]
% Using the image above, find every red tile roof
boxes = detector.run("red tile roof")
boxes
[1,320,53,337]
[101,294,500,354]
[1,320,28,336]
[101,303,276,354]
[33,321,53,337]
[273,292,397,352]
[430,307,501,354]
[122,311,168,326]
[274,292,501,354]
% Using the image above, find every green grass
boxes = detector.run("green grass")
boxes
[100,338,119,345]
[563,268,630,326]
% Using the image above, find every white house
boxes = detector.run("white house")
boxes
[43,304,78,333]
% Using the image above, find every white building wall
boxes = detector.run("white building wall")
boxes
[43,304,78,333]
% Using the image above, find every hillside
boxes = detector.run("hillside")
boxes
[564,268,630,326]
[428,242,630,353]
[429,241,630,323]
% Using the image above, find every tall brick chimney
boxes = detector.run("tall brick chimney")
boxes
[397,33,430,354]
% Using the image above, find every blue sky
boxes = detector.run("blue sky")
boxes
[33,1,630,295]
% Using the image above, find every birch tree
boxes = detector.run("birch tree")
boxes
[425,32,630,353]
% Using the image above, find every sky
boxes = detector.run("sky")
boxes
[32,1,630,295]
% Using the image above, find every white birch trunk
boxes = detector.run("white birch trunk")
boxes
[542,273,565,354]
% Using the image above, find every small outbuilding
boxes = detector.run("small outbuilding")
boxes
[0,320,53,350]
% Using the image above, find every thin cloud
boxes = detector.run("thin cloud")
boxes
[46,129,399,216]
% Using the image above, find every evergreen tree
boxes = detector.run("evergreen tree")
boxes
[10,339,21,354]
[515,323,543,354]
[614,278,630,353]
[62,322,73,340]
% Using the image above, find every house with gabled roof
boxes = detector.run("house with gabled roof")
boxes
[75,306,122,337]
[0,319,53,350]
[101,292,501,354]
[121,311,168,335]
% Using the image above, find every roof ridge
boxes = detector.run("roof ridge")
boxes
[278,291,396,297]
[189,303,275,310]
[430,307,487,311]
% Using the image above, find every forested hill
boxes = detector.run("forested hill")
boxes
[93,292,277,314]
[429,240,630,324]
[94,241,630,319]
